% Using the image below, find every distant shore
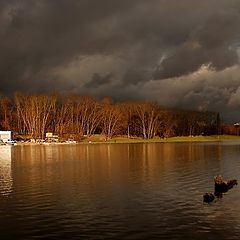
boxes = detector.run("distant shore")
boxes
[2,135,240,147]
[79,135,240,144]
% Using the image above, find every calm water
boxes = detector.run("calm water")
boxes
[0,142,240,239]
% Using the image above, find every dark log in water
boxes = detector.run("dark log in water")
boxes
[214,175,238,194]
[203,192,215,203]
[203,175,238,203]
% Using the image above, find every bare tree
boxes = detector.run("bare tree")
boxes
[100,99,124,140]
[0,92,221,140]
[14,93,57,139]
[0,96,12,130]
[134,102,161,139]
[120,102,135,138]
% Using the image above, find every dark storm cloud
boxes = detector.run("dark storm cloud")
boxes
[122,69,150,85]
[153,9,240,79]
[140,65,240,122]
[85,73,112,88]
[0,0,240,120]
[0,0,144,93]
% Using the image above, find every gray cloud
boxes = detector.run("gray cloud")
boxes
[85,73,112,88]
[140,65,240,122]
[0,0,240,121]
[153,9,240,79]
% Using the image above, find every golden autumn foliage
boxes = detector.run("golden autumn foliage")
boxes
[0,93,222,140]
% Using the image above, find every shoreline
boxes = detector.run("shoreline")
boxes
[3,135,240,146]
[80,135,240,144]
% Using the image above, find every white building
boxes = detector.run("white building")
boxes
[46,132,59,142]
[0,131,12,143]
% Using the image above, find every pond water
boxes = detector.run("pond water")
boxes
[0,142,240,239]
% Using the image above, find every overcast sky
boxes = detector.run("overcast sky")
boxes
[0,0,240,122]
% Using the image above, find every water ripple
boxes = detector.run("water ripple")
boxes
[1,142,240,239]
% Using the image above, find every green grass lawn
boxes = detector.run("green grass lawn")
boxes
[80,134,240,144]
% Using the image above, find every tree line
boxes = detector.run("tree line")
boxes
[0,93,221,140]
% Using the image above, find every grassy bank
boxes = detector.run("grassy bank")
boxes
[80,135,240,144]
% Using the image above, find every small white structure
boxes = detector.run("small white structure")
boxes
[46,132,59,142]
[234,123,240,136]
[0,131,11,143]
[46,132,53,138]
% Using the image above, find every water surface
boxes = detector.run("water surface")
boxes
[0,142,240,239]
